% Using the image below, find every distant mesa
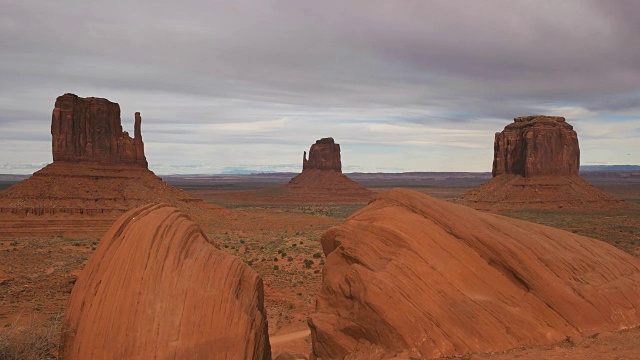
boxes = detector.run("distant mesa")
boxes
[52,93,147,167]
[462,115,620,210]
[310,188,640,359]
[286,137,372,196]
[0,93,208,238]
[61,203,270,359]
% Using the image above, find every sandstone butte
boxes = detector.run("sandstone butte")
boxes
[462,115,619,210]
[286,137,372,195]
[52,93,147,167]
[61,203,271,360]
[0,94,210,238]
[309,188,640,359]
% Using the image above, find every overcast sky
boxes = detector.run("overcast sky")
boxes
[1,0,639,174]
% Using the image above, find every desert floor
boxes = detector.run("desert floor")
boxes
[1,173,639,359]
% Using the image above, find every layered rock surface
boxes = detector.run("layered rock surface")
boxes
[310,188,640,359]
[52,93,147,167]
[493,116,578,177]
[303,137,342,171]
[463,116,619,210]
[287,138,371,197]
[0,94,208,238]
[61,203,270,359]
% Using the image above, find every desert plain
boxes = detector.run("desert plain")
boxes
[1,169,640,359]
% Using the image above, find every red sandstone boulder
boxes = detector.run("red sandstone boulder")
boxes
[493,115,579,177]
[61,203,270,359]
[51,93,147,167]
[310,188,640,359]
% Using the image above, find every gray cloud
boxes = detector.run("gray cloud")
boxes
[0,0,639,173]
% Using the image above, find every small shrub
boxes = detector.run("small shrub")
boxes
[312,252,322,259]
[291,244,297,248]
[287,256,293,262]
[303,259,314,269]
[273,265,279,270]
[273,257,278,262]
[314,269,320,274]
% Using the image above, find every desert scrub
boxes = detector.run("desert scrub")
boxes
[0,316,63,360]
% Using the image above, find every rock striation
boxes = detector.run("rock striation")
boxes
[309,188,640,359]
[51,93,147,167]
[61,203,270,359]
[492,116,579,177]
[462,115,619,210]
[286,138,371,198]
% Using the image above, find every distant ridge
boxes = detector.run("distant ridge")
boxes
[580,165,640,171]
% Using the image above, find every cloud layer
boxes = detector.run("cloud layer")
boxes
[1,0,638,173]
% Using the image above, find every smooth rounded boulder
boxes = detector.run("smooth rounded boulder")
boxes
[310,188,640,359]
[61,203,270,359]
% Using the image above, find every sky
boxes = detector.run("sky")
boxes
[1,0,639,174]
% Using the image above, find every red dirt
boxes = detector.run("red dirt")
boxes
[2,178,640,359]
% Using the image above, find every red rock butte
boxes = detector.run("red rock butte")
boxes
[0,94,209,238]
[61,203,270,359]
[286,138,372,197]
[462,115,619,210]
[52,93,147,167]
[310,188,640,359]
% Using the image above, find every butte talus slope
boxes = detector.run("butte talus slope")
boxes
[0,94,210,238]
[61,203,270,360]
[309,188,640,359]
[286,138,372,196]
[462,115,619,210]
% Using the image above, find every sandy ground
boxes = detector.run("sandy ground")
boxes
[1,179,639,359]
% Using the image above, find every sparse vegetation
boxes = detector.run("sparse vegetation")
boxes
[0,317,63,360]
[303,259,314,269]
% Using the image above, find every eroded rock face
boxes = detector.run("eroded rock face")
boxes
[492,115,579,177]
[461,115,618,210]
[61,203,270,359]
[303,137,341,172]
[310,188,640,359]
[51,93,147,167]
[287,138,371,196]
